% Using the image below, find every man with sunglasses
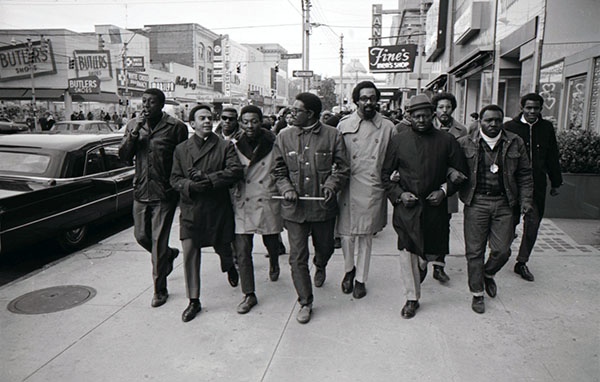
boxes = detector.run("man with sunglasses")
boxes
[272,92,350,324]
[216,107,243,141]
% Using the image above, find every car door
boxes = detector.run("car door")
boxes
[101,141,134,212]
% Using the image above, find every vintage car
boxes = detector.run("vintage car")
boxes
[0,133,133,254]
[51,120,115,133]
[0,118,29,134]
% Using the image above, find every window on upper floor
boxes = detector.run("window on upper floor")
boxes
[207,68,213,86]
[198,66,205,85]
[198,43,205,61]
[207,47,213,62]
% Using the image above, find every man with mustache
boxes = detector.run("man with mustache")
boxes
[429,92,468,283]
[119,88,188,308]
[336,81,395,299]
[382,94,467,319]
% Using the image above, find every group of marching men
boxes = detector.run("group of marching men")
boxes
[119,81,562,323]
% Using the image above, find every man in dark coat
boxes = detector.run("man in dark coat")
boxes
[271,92,350,324]
[503,93,562,281]
[171,104,243,322]
[118,88,188,309]
[382,94,467,319]
[215,107,243,141]
[458,104,533,314]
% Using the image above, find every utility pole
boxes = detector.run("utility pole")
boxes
[122,40,130,118]
[339,33,344,110]
[301,0,311,92]
[26,38,40,132]
[416,0,425,94]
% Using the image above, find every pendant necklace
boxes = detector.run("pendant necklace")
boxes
[488,148,500,173]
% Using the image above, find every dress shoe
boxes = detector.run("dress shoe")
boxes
[314,266,326,287]
[433,265,450,283]
[227,266,239,287]
[353,281,367,299]
[334,237,342,249]
[278,242,287,255]
[341,267,356,294]
[472,296,485,314]
[419,264,428,284]
[236,293,258,314]
[401,300,420,319]
[269,263,280,282]
[484,276,497,298]
[296,304,312,324]
[514,262,534,281]
[181,301,202,322]
[151,291,168,307]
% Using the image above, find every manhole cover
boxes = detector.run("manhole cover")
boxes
[7,285,96,315]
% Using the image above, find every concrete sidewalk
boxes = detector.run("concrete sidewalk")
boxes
[1,212,599,382]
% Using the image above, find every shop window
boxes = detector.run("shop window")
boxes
[539,61,564,130]
[565,74,587,130]
[588,57,600,133]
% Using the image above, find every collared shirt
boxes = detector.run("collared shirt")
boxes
[475,139,504,195]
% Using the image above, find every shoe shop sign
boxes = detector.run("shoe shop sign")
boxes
[68,75,101,94]
[73,50,113,81]
[0,40,57,82]
[368,44,417,73]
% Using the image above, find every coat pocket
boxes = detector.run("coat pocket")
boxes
[315,151,333,171]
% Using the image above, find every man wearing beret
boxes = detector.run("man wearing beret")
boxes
[382,94,467,319]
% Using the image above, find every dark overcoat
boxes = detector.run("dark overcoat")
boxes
[381,126,468,257]
[170,133,243,248]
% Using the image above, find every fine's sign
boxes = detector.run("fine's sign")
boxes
[368,44,417,73]
[292,70,313,78]
[68,75,100,94]
[73,50,113,81]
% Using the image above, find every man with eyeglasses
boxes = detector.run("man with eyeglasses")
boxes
[336,81,395,299]
[216,107,243,141]
[382,94,467,319]
[272,92,350,324]
[230,105,283,314]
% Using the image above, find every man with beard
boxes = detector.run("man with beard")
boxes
[230,105,283,314]
[336,81,395,298]
[272,92,350,324]
[119,88,188,308]
[215,107,243,141]
[458,105,533,313]
[429,92,468,283]
[170,104,243,322]
[503,93,562,281]
[381,94,467,319]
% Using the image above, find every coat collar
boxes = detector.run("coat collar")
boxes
[295,121,323,135]
[338,111,384,134]
[235,128,275,166]
[469,127,513,145]
[433,116,467,137]
[187,132,219,164]
[147,112,177,137]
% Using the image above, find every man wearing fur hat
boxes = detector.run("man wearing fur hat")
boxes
[382,94,467,319]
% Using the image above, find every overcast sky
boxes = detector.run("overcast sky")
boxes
[0,0,400,78]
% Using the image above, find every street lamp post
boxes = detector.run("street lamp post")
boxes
[26,38,40,131]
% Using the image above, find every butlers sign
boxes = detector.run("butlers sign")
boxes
[368,44,417,73]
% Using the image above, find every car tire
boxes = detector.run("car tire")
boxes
[57,225,89,251]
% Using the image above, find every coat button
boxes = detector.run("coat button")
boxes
[305,177,310,181]
[245,197,250,201]
[353,155,357,159]
[247,180,251,184]
[375,139,379,143]
[305,162,310,166]
[258,180,263,184]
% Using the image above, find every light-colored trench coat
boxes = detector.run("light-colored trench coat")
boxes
[336,112,395,235]
[231,139,283,235]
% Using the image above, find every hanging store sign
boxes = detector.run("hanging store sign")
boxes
[124,56,145,71]
[68,75,100,94]
[372,4,383,47]
[116,69,148,91]
[0,40,57,82]
[73,50,112,81]
[425,0,449,62]
[368,44,417,73]
[150,81,175,92]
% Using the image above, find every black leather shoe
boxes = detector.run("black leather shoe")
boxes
[341,267,355,294]
[278,242,287,255]
[472,296,485,314]
[419,264,428,284]
[433,265,450,283]
[151,291,168,307]
[514,262,534,281]
[237,293,258,314]
[401,300,420,319]
[182,301,201,322]
[353,281,367,299]
[227,266,239,287]
[484,277,497,298]
[314,266,326,287]
[269,263,280,282]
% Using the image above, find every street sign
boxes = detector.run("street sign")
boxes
[68,76,100,94]
[281,53,302,60]
[292,70,314,78]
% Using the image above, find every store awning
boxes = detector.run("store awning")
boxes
[425,74,448,91]
[447,47,493,78]
[0,88,65,101]
[71,92,120,103]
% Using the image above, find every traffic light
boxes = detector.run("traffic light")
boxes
[236,63,241,73]
[274,63,279,72]
[98,35,105,50]
[69,58,76,69]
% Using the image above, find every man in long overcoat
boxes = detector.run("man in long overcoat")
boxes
[170,104,243,322]
[382,94,467,319]
[231,105,283,315]
[336,81,395,299]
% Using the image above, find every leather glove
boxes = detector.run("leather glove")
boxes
[283,190,298,202]
[190,179,212,195]
[426,190,446,206]
[323,187,335,203]
[399,192,419,208]
[188,168,204,181]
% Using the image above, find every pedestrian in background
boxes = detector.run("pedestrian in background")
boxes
[458,104,533,313]
[271,92,350,324]
[118,89,188,309]
[336,81,395,299]
[170,104,243,322]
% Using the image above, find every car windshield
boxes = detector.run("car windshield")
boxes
[0,152,51,175]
